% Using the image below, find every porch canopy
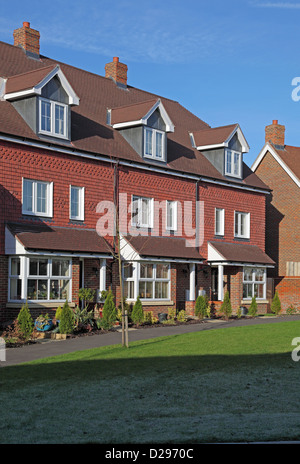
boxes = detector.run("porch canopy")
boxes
[207,241,275,300]
[5,222,112,257]
[120,234,203,301]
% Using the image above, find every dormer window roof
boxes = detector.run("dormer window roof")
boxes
[190,124,249,153]
[110,98,174,132]
[3,64,79,105]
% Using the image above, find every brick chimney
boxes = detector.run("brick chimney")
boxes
[265,120,285,146]
[105,57,128,87]
[13,22,40,57]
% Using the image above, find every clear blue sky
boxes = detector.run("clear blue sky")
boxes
[1,0,300,167]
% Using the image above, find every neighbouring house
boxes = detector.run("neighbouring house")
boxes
[252,120,300,311]
[0,22,274,324]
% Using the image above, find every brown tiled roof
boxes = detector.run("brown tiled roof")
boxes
[7,222,112,255]
[273,145,300,181]
[111,99,158,125]
[0,40,269,190]
[192,124,237,147]
[5,65,56,94]
[126,235,203,260]
[208,241,275,265]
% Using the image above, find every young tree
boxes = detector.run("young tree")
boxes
[17,302,34,339]
[220,291,232,321]
[248,296,257,317]
[102,290,117,327]
[59,301,74,334]
[195,295,207,319]
[271,291,281,315]
[131,296,144,326]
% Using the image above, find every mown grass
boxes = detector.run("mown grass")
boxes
[1,321,300,444]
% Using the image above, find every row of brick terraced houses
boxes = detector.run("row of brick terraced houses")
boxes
[0,22,298,324]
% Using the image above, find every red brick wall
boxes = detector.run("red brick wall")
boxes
[255,151,300,277]
[198,183,266,259]
[275,277,300,311]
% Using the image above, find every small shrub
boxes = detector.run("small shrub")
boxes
[271,291,281,315]
[220,291,232,321]
[286,304,297,315]
[248,297,257,317]
[177,310,187,322]
[73,305,94,331]
[237,306,242,319]
[131,296,144,326]
[59,301,74,334]
[168,307,176,322]
[102,290,117,328]
[195,295,207,319]
[144,311,158,325]
[17,302,34,339]
[78,288,95,308]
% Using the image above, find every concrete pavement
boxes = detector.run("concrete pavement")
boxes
[2,315,300,367]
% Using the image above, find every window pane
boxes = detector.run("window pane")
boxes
[140,263,153,279]
[123,263,133,279]
[124,281,134,299]
[254,283,264,299]
[156,132,163,158]
[71,187,79,218]
[29,259,47,276]
[234,152,240,176]
[142,198,151,226]
[244,268,253,282]
[29,259,38,276]
[156,263,169,279]
[36,182,47,213]
[240,213,246,236]
[155,281,168,299]
[243,283,252,299]
[254,268,264,282]
[50,279,70,300]
[55,104,65,135]
[10,279,21,300]
[145,128,153,156]
[132,196,139,225]
[226,150,232,173]
[41,100,51,132]
[235,212,239,236]
[52,259,70,277]
[23,180,33,212]
[27,279,48,300]
[11,258,20,276]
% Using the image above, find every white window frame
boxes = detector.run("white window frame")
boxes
[131,195,154,228]
[215,208,225,236]
[225,149,242,178]
[166,200,177,231]
[22,178,53,217]
[8,256,72,303]
[144,127,166,161]
[39,97,68,139]
[139,262,170,301]
[70,185,85,221]
[122,262,136,300]
[243,267,266,300]
[234,211,250,239]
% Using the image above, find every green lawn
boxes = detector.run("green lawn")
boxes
[1,321,300,444]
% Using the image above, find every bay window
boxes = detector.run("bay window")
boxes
[122,262,170,301]
[243,267,266,300]
[8,256,72,302]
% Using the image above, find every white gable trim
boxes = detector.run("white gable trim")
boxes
[112,99,175,132]
[252,143,300,188]
[4,65,80,106]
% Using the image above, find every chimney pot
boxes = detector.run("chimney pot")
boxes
[23,22,30,28]
[113,57,119,62]
[273,119,278,125]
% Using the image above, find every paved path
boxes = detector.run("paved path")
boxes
[2,315,300,367]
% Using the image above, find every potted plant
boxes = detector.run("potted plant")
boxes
[35,313,53,332]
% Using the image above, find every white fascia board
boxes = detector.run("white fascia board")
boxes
[208,261,274,268]
[196,142,227,151]
[252,143,300,188]
[4,88,40,100]
[112,119,144,129]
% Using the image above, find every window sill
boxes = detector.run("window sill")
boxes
[241,299,269,304]
[126,300,174,306]
[6,302,75,309]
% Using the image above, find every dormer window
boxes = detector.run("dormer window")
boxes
[225,149,241,178]
[39,98,67,138]
[144,127,165,161]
